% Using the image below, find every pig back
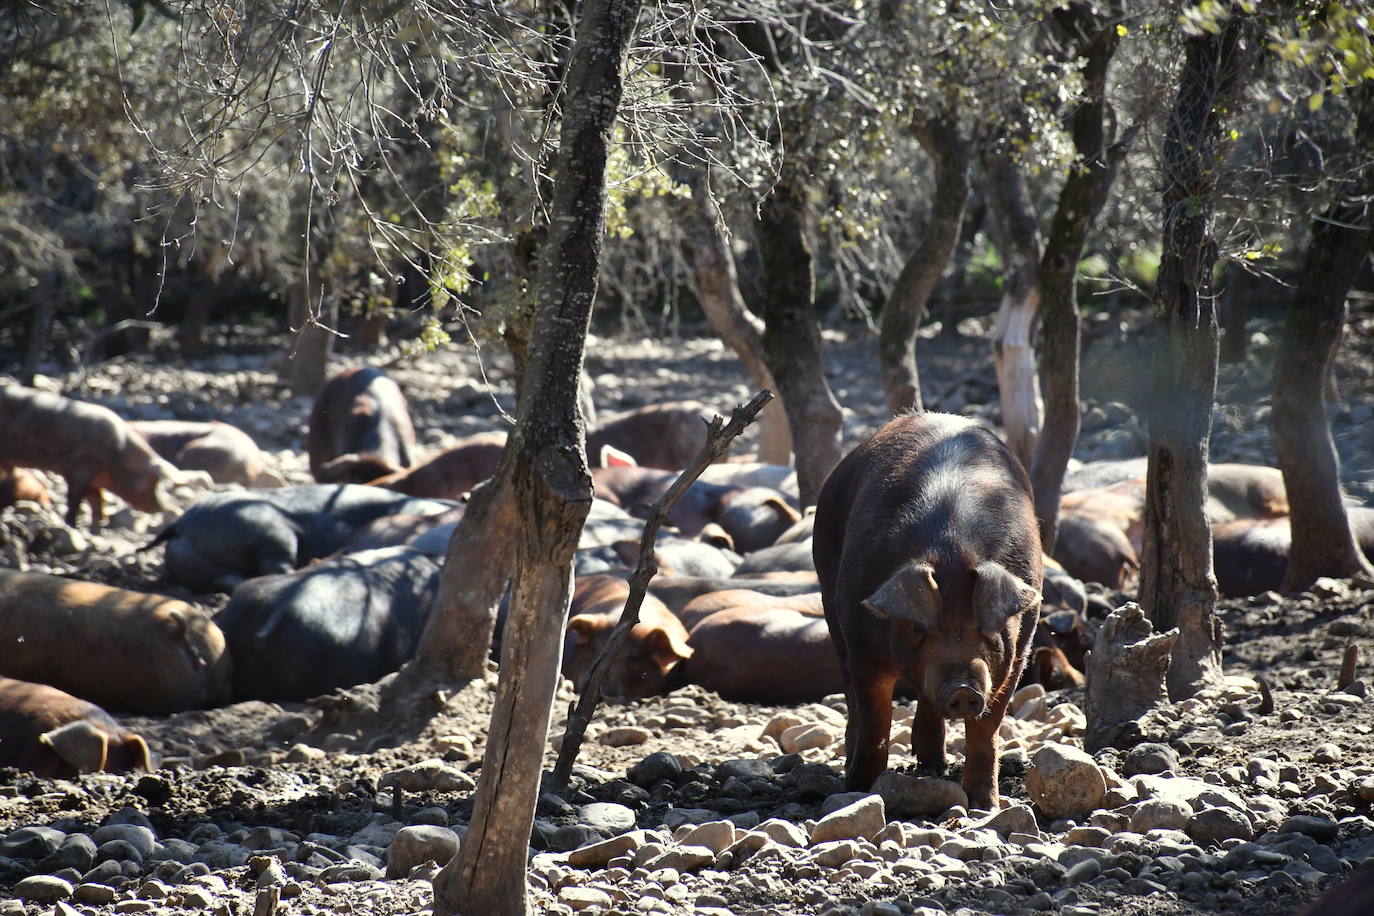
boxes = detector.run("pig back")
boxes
[815,414,1041,608]
[0,570,232,714]
[216,547,440,701]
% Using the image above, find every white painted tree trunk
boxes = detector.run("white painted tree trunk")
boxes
[992,286,1043,470]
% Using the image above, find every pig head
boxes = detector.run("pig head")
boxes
[0,676,152,777]
[562,576,692,698]
[814,413,1042,812]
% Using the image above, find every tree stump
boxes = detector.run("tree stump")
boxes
[1085,602,1179,752]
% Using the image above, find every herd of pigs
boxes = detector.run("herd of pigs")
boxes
[2,367,1373,801]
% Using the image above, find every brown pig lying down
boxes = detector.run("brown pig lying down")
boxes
[309,367,417,483]
[367,432,507,500]
[683,602,843,704]
[562,575,694,699]
[0,569,233,714]
[0,677,151,778]
[130,420,284,488]
[1212,507,1374,598]
[0,385,180,526]
[586,401,721,471]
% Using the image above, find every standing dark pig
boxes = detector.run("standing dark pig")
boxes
[814,413,1042,810]
[308,368,417,483]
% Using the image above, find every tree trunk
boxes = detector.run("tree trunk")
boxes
[1084,603,1179,752]
[20,274,56,386]
[680,171,793,464]
[1219,264,1253,364]
[1139,12,1252,700]
[1272,86,1374,591]
[1030,8,1128,552]
[285,273,338,398]
[982,145,1043,470]
[878,110,970,414]
[757,175,843,506]
[939,189,984,337]
[429,0,641,912]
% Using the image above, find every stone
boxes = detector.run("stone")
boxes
[779,722,839,754]
[1121,743,1179,777]
[378,759,475,793]
[758,819,809,848]
[978,804,1038,838]
[80,860,123,885]
[1129,799,1192,834]
[812,840,860,867]
[1187,807,1254,846]
[559,886,612,910]
[598,727,651,747]
[14,875,74,902]
[822,792,873,816]
[628,752,683,788]
[195,841,251,869]
[1278,815,1338,842]
[1026,745,1106,819]
[678,821,736,855]
[872,773,968,818]
[386,826,460,878]
[410,807,449,827]
[650,845,716,872]
[810,795,886,844]
[579,802,636,835]
[1064,826,1110,847]
[1313,743,1342,764]
[40,835,98,873]
[73,883,117,905]
[715,759,774,781]
[567,833,643,869]
[95,839,143,865]
[92,825,157,858]
[2,826,66,859]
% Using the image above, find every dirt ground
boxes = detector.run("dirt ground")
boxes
[1,310,1372,916]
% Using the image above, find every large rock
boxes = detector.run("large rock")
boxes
[386,826,461,878]
[1026,745,1106,819]
[872,773,968,818]
[809,795,886,844]
[1187,807,1254,846]
[1128,799,1192,834]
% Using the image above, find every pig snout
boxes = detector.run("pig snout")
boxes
[942,682,987,719]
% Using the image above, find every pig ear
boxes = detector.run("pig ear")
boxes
[862,562,940,630]
[644,626,693,676]
[762,495,800,523]
[1043,609,1078,635]
[600,445,637,468]
[698,523,735,552]
[40,720,110,774]
[106,734,153,773]
[166,608,188,637]
[972,561,1041,636]
[566,616,600,645]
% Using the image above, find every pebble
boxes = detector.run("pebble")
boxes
[386,825,461,878]
[979,804,1039,838]
[1122,743,1179,776]
[2,826,66,859]
[599,727,652,747]
[1027,745,1106,819]
[92,824,157,858]
[14,875,74,902]
[568,833,644,869]
[73,883,117,905]
[810,795,886,844]
[579,802,636,835]
[1129,799,1192,833]
[1187,806,1254,846]
[1278,815,1339,842]
[628,752,683,787]
[872,772,968,818]
[1313,743,1342,764]
[678,821,736,855]
[779,722,839,753]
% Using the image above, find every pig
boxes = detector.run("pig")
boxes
[1053,512,1140,590]
[150,484,457,593]
[1210,508,1374,598]
[0,385,179,525]
[335,505,467,556]
[813,413,1042,809]
[130,419,285,488]
[367,432,507,499]
[0,466,49,508]
[593,466,799,553]
[1205,463,1289,522]
[0,569,232,713]
[683,604,843,704]
[606,537,741,579]
[308,367,417,483]
[696,462,799,503]
[646,576,824,618]
[679,588,822,631]
[733,539,816,576]
[215,547,439,701]
[562,575,693,698]
[586,401,719,470]
[1026,646,1085,690]
[0,677,151,778]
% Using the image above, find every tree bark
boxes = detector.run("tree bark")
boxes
[429,0,641,912]
[20,273,56,387]
[1084,603,1179,752]
[1030,6,1129,552]
[982,144,1043,470]
[1139,11,1252,700]
[680,171,793,464]
[878,109,970,414]
[757,174,843,506]
[1219,264,1253,364]
[1272,86,1374,591]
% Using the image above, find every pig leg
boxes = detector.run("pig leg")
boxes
[62,475,99,526]
[911,699,947,776]
[845,670,899,791]
[961,698,1012,811]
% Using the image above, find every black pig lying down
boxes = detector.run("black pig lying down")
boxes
[216,546,440,702]
[150,484,457,593]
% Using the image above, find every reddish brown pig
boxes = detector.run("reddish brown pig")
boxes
[308,367,417,483]
[679,588,822,631]
[0,570,233,714]
[1053,512,1140,590]
[0,677,151,777]
[587,401,719,470]
[0,386,178,525]
[131,420,284,488]
[0,466,49,508]
[813,413,1042,809]
[683,604,843,704]
[562,575,693,698]
[1026,646,1085,691]
[646,576,824,618]
[367,432,506,499]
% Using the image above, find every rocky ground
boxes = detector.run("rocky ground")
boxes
[1,310,1373,916]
